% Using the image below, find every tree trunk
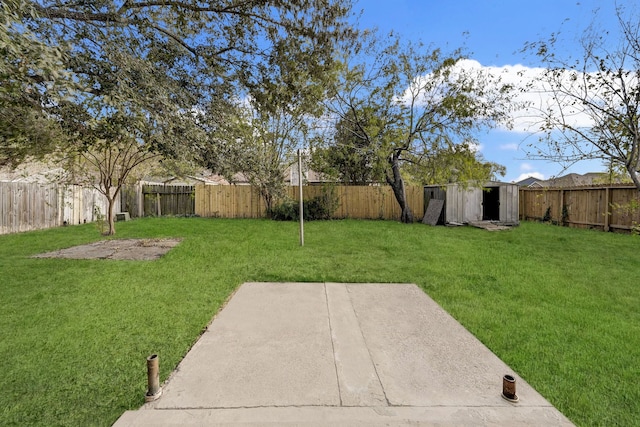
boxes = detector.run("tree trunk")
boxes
[261,187,273,217]
[626,165,640,193]
[103,186,122,236]
[386,152,413,223]
[105,193,116,235]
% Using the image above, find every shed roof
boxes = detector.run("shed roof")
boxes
[424,180,518,188]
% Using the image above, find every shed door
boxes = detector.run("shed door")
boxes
[482,187,500,221]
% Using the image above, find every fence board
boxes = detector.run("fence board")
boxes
[120,184,196,217]
[520,185,640,232]
[0,182,114,235]
[195,184,424,221]
[142,185,195,217]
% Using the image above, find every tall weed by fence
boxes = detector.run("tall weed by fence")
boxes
[0,182,114,235]
[519,185,640,232]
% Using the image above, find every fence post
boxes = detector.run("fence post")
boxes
[604,187,611,232]
[137,182,143,217]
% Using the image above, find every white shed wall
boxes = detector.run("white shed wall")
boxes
[442,182,519,224]
[445,184,483,223]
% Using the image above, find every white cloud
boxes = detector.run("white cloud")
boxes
[520,163,534,171]
[515,172,545,182]
[500,143,518,150]
[401,57,639,144]
[496,65,590,132]
[401,60,560,133]
[479,63,639,133]
[407,59,637,134]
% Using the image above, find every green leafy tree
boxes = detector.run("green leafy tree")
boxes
[51,26,211,235]
[244,111,300,215]
[595,158,633,185]
[7,0,355,157]
[200,94,315,215]
[0,0,68,166]
[62,117,161,236]
[329,37,512,222]
[3,0,355,230]
[404,141,506,185]
[311,107,385,185]
[523,6,640,191]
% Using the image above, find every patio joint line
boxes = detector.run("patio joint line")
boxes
[344,284,390,407]
[323,282,343,406]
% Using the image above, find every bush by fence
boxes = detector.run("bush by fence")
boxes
[270,187,340,221]
[519,185,640,232]
[0,182,115,235]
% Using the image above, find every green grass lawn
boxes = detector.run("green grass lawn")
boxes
[1,218,638,426]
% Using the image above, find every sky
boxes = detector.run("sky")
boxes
[353,0,627,183]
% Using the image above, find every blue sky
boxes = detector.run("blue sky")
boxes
[353,0,625,182]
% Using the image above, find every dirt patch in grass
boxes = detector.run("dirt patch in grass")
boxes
[32,238,182,261]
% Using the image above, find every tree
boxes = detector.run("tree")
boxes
[311,107,385,185]
[3,0,355,230]
[313,110,506,186]
[6,0,354,154]
[50,26,212,235]
[328,37,512,222]
[0,0,68,167]
[63,116,161,236]
[245,110,303,214]
[523,6,640,191]
[404,142,506,185]
[200,94,313,215]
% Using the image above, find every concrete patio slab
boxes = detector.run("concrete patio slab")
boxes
[113,282,574,426]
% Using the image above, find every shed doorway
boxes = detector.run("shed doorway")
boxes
[482,187,500,221]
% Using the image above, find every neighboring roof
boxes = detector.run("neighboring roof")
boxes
[515,172,632,189]
[201,172,250,185]
[539,172,607,188]
[284,165,327,185]
[515,176,544,187]
[0,161,66,184]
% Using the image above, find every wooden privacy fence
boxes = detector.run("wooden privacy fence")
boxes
[120,184,195,217]
[0,182,114,235]
[519,185,640,232]
[195,184,425,220]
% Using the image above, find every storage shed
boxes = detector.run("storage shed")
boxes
[424,181,519,225]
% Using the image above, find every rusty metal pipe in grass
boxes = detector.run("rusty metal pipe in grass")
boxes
[145,354,162,402]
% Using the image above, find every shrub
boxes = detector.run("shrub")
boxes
[270,199,299,221]
[270,187,339,221]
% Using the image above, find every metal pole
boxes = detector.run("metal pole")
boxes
[298,149,304,246]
